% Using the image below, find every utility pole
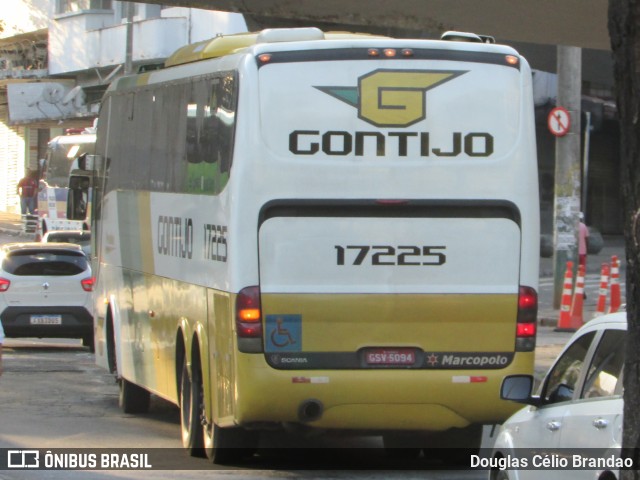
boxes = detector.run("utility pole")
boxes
[552,45,582,308]
[124,2,134,76]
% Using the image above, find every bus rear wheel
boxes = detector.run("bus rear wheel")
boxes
[180,354,204,455]
[198,372,258,464]
[202,422,258,464]
[119,378,150,414]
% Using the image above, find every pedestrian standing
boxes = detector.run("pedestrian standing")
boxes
[578,212,589,269]
[16,169,38,215]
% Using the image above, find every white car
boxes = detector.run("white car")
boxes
[0,242,95,350]
[42,230,91,256]
[492,311,627,480]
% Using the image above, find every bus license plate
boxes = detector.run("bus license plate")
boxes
[365,348,416,366]
[30,315,62,325]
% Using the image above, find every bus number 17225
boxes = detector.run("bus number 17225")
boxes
[334,245,446,266]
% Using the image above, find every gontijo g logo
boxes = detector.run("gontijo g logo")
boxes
[315,69,467,128]
[289,68,495,158]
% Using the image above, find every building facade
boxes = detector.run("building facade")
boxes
[0,0,246,213]
[0,2,622,236]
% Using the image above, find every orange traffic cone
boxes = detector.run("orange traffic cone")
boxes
[609,256,622,313]
[568,264,586,330]
[593,263,610,318]
[555,261,575,332]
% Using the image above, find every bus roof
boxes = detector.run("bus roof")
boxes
[165,28,388,67]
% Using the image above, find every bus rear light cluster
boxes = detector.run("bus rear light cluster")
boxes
[236,286,263,338]
[367,48,414,58]
[516,285,537,352]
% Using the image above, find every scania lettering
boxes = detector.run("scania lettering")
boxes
[90,28,539,465]
[289,130,494,157]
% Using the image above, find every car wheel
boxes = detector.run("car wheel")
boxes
[119,378,150,414]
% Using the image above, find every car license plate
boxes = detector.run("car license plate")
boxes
[30,315,62,325]
[365,348,416,366]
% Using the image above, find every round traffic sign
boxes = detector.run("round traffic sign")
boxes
[548,107,571,137]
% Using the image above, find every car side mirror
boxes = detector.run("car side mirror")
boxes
[547,383,574,404]
[500,375,538,405]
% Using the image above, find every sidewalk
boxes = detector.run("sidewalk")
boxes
[0,210,33,239]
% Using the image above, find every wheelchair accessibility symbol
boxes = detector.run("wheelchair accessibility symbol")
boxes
[265,315,302,352]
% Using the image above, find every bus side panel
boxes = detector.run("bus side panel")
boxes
[97,190,216,405]
[206,288,237,425]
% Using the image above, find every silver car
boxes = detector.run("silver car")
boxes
[0,242,94,350]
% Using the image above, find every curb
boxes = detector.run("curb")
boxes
[539,317,557,327]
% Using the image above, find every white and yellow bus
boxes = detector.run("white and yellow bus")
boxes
[83,28,539,462]
[38,130,96,237]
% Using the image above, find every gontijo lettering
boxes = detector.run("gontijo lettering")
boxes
[157,215,193,259]
[291,69,494,158]
[289,131,494,157]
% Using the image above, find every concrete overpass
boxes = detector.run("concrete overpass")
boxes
[138,0,611,51]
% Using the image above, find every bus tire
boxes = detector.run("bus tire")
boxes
[180,354,204,455]
[197,370,258,463]
[106,317,117,374]
[203,422,258,465]
[119,378,150,414]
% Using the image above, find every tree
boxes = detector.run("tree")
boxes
[609,0,640,476]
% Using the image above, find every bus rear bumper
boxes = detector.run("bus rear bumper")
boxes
[233,351,534,432]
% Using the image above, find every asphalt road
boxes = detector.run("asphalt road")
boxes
[0,338,487,480]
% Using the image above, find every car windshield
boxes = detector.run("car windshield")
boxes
[2,251,89,276]
[48,234,89,244]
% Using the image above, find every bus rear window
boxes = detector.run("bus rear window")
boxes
[259,57,521,161]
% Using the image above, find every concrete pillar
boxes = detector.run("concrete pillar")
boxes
[552,45,582,309]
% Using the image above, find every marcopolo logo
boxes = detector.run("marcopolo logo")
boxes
[315,69,467,128]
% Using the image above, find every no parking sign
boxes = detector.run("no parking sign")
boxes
[548,106,571,137]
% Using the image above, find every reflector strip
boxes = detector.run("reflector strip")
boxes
[292,376,330,384]
[452,376,488,383]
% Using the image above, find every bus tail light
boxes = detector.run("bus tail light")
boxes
[516,285,537,352]
[236,286,263,338]
[0,278,10,292]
